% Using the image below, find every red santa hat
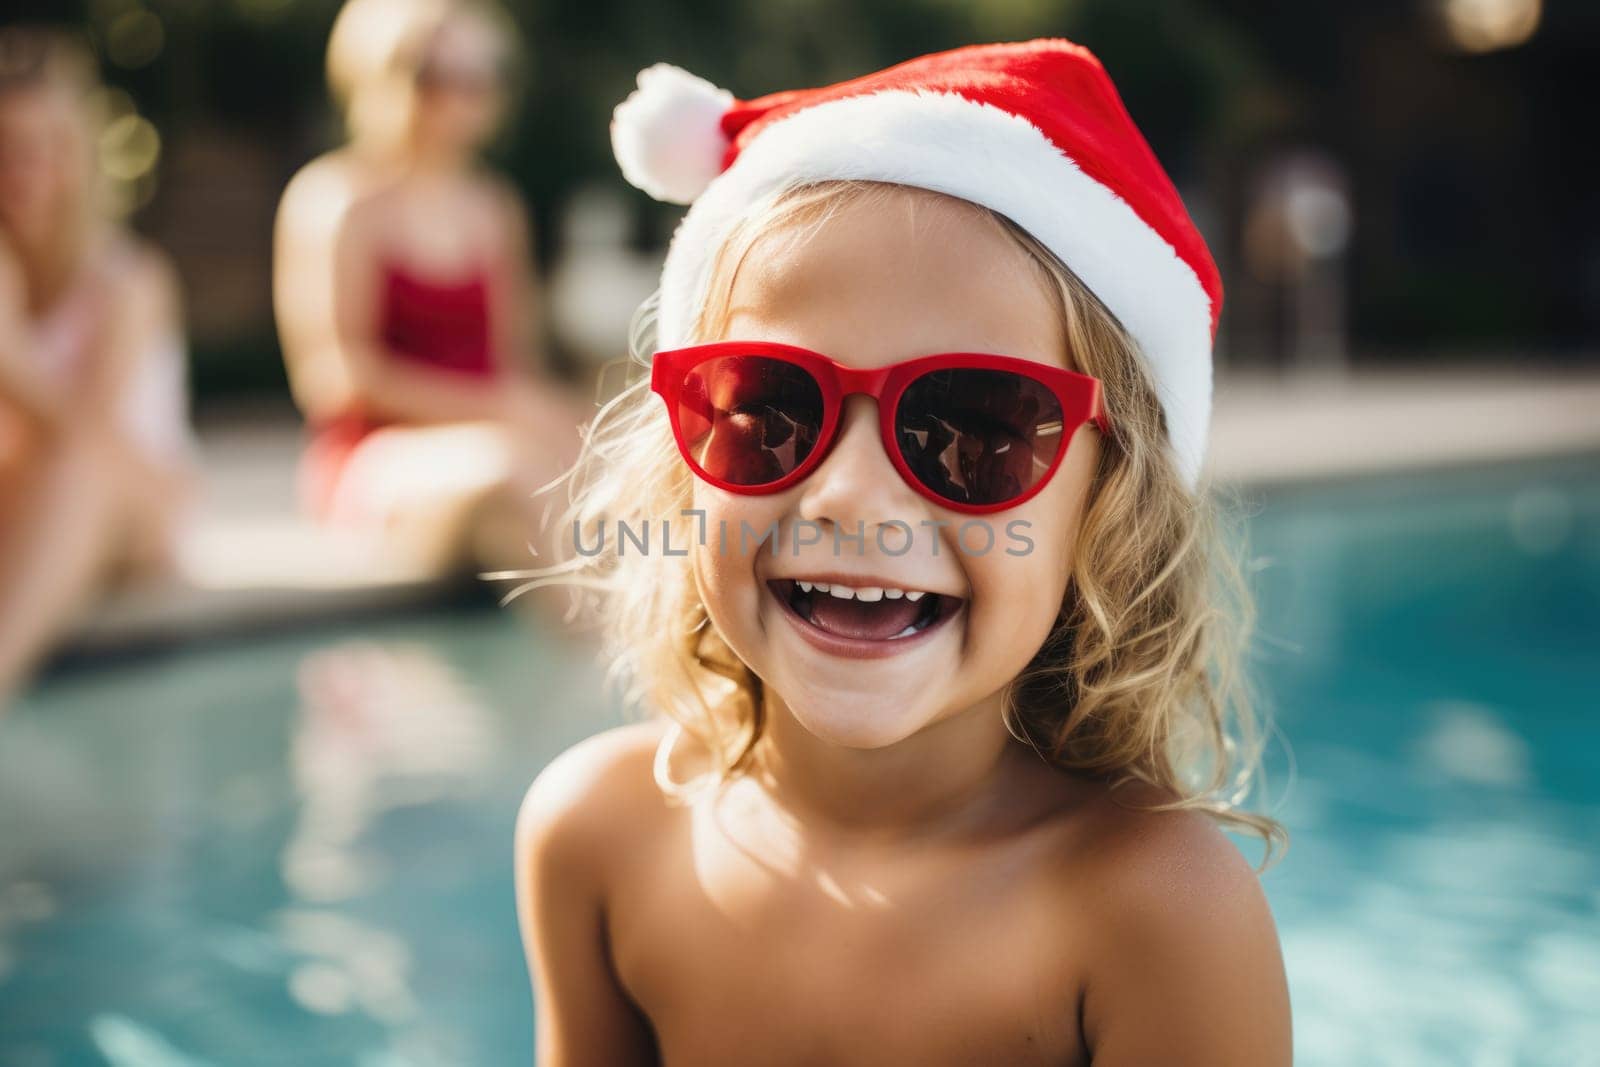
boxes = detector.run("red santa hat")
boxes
[610,38,1223,489]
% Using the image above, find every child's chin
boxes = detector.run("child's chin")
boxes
[787,701,934,751]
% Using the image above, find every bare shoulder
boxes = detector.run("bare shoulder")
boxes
[1070,781,1265,903]
[515,718,674,886]
[462,168,531,241]
[516,720,668,1063]
[120,236,179,303]
[277,151,390,246]
[465,167,525,217]
[97,234,180,340]
[112,236,176,302]
[1053,779,1293,1065]
[278,152,352,221]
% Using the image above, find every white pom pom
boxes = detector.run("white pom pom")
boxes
[611,63,734,205]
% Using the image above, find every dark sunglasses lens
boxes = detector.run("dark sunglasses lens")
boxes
[678,355,825,487]
[895,369,1065,507]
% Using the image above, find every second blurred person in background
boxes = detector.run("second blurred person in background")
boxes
[274,0,587,580]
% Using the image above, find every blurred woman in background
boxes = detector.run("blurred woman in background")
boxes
[0,27,196,702]
[274,0,588,582]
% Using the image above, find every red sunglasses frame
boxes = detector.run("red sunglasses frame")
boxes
[650,340,1109,515]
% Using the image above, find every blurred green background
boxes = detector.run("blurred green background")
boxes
[6,0,1597,397]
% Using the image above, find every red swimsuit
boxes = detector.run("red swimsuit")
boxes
[300,257,499,518]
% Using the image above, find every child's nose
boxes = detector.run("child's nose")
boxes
[795,395,924,534]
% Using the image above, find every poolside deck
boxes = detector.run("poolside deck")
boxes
[1210,365,1600,486]
[59,365,1600,654]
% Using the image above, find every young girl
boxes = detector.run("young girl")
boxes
[516,40,1292,1065]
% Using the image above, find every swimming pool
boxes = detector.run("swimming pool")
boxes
[1,454,1596,1065]
[1244,454,1600,1066]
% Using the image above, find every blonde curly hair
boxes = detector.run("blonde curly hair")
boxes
[517,179,1286,866]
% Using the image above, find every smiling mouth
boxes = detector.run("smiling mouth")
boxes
[766,579,964,643]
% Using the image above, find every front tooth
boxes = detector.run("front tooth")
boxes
[904,590,926,602]
[813,582,830,592]
[883,588,905,599]
[827,585,855,600]
[798,581,813,592]
[855,587,883,601]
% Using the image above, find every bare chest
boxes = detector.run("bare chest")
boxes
[377,185,501,278]
[608,803,1086,1066]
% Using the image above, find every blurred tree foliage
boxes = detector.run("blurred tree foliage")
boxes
[5,0,1595,397]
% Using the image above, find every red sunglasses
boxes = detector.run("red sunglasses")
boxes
[650,341,1108,515]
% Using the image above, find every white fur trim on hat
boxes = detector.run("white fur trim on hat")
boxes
[610,64,734,205]
[653,89,1216,489]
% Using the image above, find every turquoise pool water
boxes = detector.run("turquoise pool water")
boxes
[1,454,1596,1065]
[1244,454,1600,1066]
